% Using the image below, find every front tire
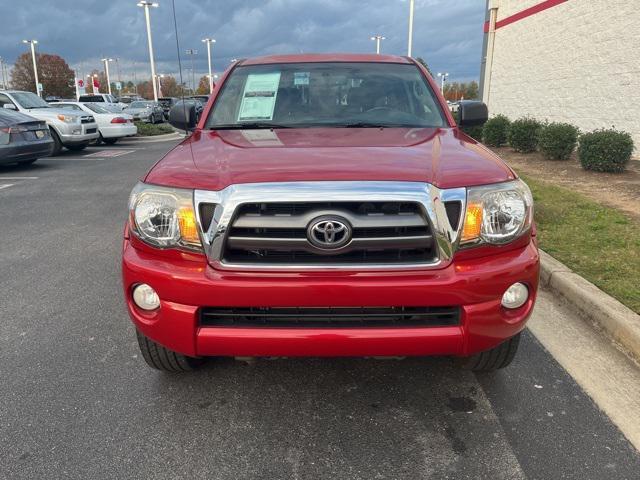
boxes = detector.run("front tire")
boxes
[457,333,521,372]
[136,330,206,372]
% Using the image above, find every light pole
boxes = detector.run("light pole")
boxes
[370,35,385,54]
[155,74,164,97]
[0,56,6,89]
[137,1,159,101]
[101,58,113,95]
[185,49,197,93]
[437,72,449,95]
[407,0,415,57]
[201,38,216,94]
[87,74,98,94]
[22,39,40,96]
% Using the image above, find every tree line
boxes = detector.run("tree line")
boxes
[8,50,478,101]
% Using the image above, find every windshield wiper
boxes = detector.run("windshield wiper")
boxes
[340,122,409,128]
[209,122,293,130]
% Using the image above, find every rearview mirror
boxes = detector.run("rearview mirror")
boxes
[457,101,488,127]
[169,103,197,132]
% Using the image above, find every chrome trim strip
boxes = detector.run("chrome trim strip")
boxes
[194,181,466,271]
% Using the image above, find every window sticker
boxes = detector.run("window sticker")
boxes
[293,72,310,86]
[238,72,281,121]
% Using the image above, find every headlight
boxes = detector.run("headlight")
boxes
[57,114,79,123]
[128,182,202,251]
[461,179,533,245]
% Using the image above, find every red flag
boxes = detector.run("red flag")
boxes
[93,77,100,89]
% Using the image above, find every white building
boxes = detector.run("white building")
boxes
[480,0,640,147]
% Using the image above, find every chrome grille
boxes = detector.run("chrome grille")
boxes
[194,181,467,271]
[80,115,94,124]
[221,201,436,266]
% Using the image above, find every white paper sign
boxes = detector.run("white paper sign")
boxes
[238,72,281,121]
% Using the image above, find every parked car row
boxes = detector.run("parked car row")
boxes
[0,90,140,165]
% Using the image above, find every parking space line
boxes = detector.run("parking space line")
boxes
[0,176,39,180]
[0,184,15,190]
[83,150,136,158]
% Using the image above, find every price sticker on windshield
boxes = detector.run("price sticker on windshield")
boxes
[238,72,281,121]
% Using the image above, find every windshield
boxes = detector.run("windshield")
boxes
[83,103,110,114]
[206,62,446,129]
[130,101,150,108]
[12,92,51,109]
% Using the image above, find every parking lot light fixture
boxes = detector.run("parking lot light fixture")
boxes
[370,35,385,55]
[202,38,216,94]
[437,72,449,94]
[22,39,40,96]
[101,58,114,95]
[137,1,159,101]
[407,0,415,57]
[185,49,198,94]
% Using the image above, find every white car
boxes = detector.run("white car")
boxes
[55,102,137,145]
[78,93,126,112]
[0,90,99,154]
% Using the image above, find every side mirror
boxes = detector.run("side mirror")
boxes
[458,101,488,127]
[3,104,17,110]
[168,103,197,131]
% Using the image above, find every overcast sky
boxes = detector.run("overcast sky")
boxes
[1,0,486,84]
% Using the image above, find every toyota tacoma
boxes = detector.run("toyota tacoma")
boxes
[123,54,538,373]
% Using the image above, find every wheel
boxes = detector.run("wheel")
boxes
[92,134,104,145]
[49,128,62,156]
[136,330,206,372]
[17,158,38,165]
[103,137,118,145]
[457,333,521,372]
[66,144,87,151]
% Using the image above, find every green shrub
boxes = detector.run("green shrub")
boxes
[461,124,483,141]
[538,122,579,160]
[578,129,634,173]
[482,114,511,147]
[453,110,483,141]
[135,122,174,136]
[508,117,542,153]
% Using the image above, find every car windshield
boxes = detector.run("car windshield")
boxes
[130,101,150,108]
[83,103,110,114]
[206,62,446,129]
[12,92,51,109]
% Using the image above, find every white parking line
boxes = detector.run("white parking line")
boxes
[0,183,15,190]
[0,176,39,180]
[84,149,136,158]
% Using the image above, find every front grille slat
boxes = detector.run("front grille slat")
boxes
[222,201,437,266]
[200,306,461,328]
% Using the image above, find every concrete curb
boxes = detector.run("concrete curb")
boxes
[540,249,640,361]
[127,132,185,142]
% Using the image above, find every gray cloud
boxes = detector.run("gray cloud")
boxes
[1,0,485,83]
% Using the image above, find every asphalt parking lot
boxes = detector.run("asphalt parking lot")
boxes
[1,139,640,479]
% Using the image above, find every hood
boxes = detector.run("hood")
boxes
[144,127,515,190]
[23,107,84,119]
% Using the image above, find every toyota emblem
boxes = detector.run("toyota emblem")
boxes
[307,216,352,250]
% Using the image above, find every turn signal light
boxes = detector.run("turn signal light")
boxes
[178,208,199,244]
[461,202,483,242]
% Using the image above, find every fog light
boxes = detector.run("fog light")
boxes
[501,282,528,309]
[72,128,82,134]
[132,283,160,311]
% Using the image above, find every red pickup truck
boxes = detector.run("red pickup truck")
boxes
[122,54,538,373]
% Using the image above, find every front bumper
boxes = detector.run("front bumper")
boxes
[58,122,100,145]
[123,237,539,358]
